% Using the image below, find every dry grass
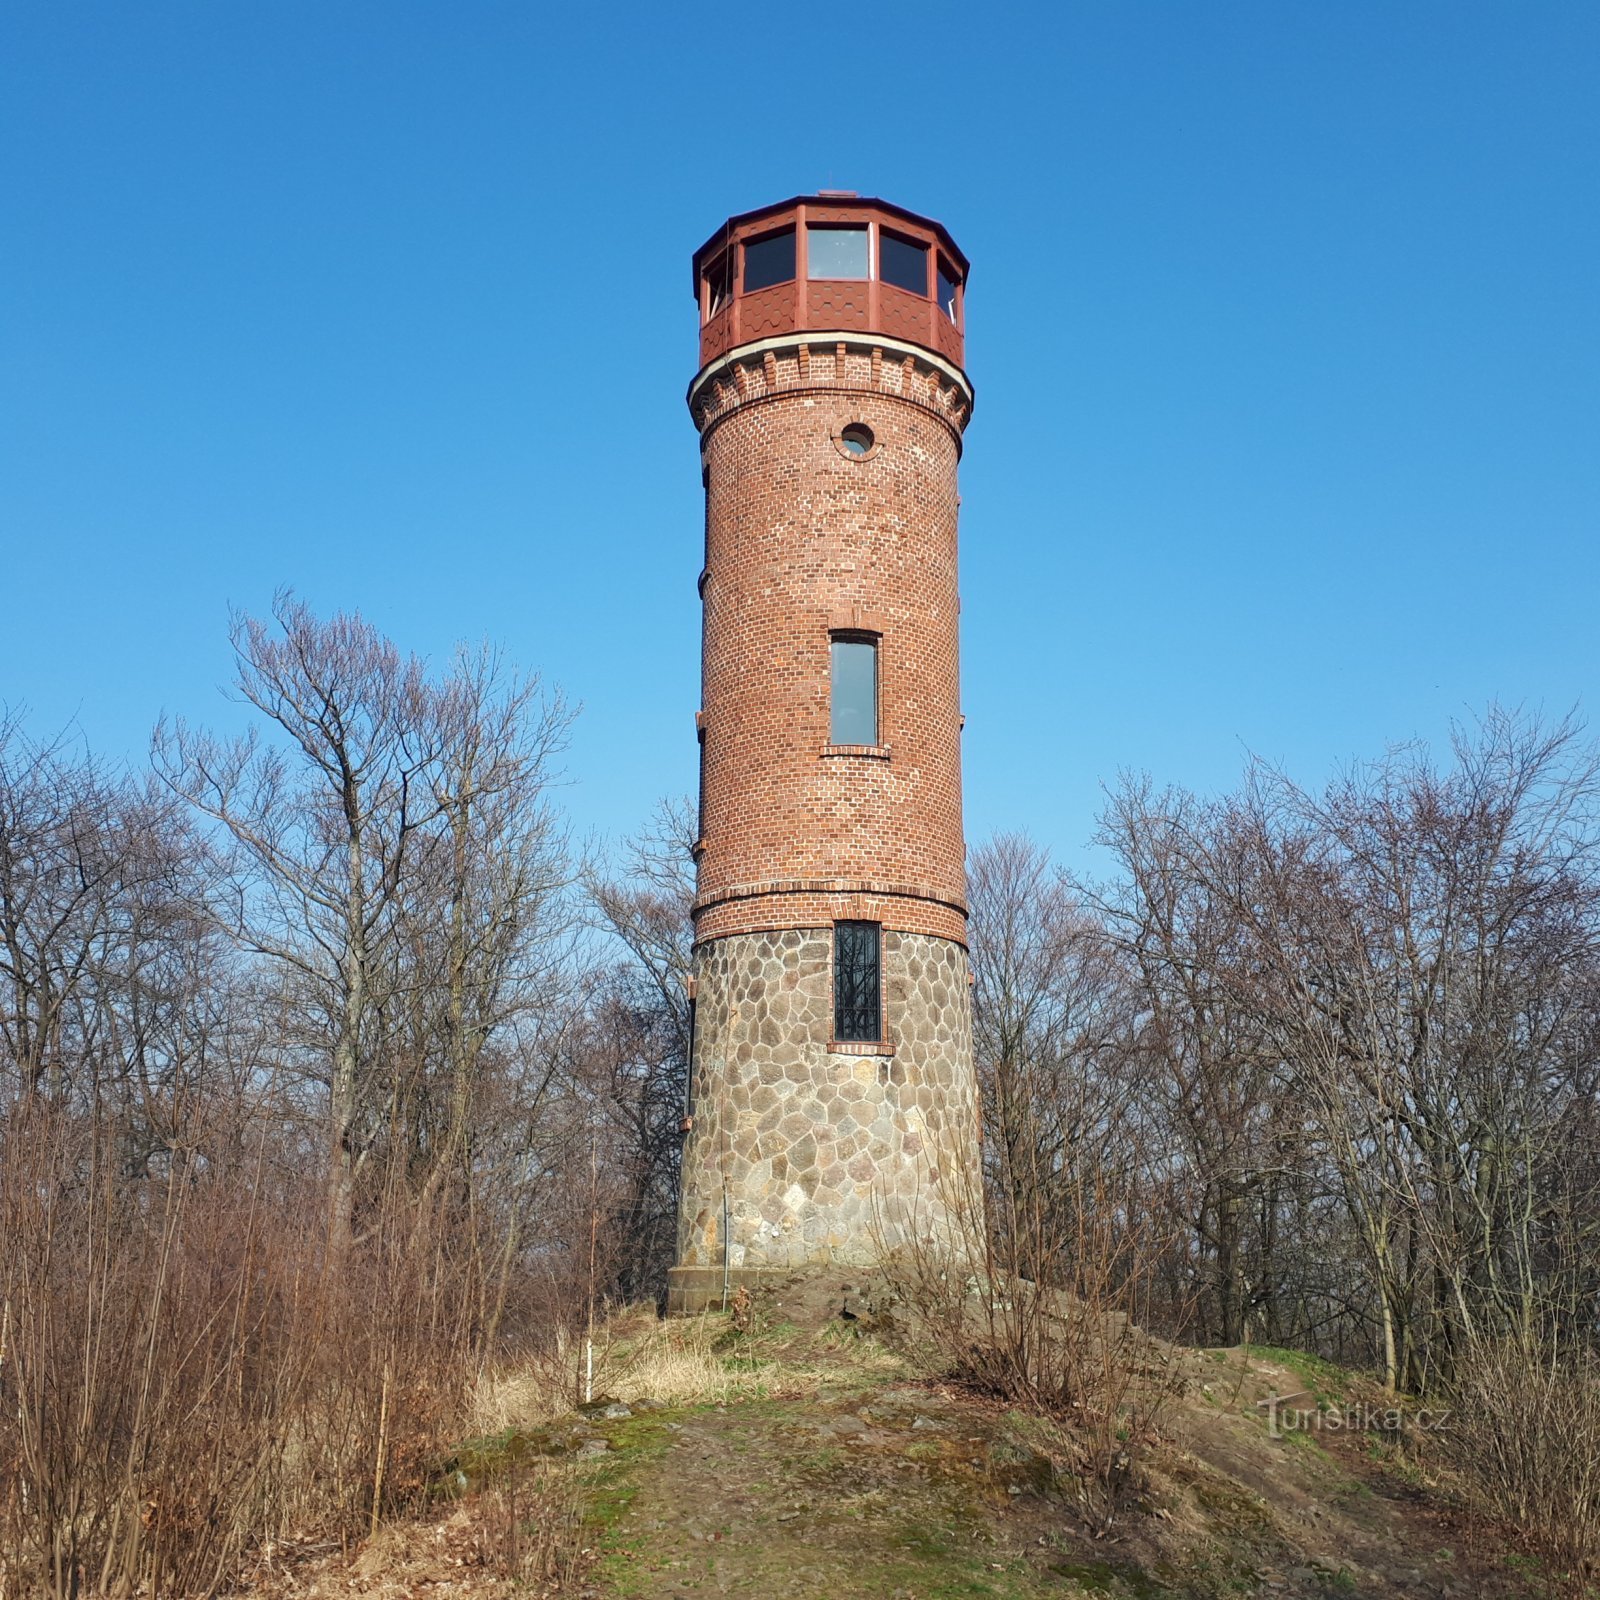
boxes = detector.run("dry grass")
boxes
[466,1307,785,1435]
[0,1106,494,1600]
[472,1464,586,1593]
[874,1160,1191,1534]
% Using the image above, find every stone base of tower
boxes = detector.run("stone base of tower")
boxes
[664,1265,799,1317]
[670,927,984,1303]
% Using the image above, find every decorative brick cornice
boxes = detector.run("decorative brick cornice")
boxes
[692,875,968,920]
[687,333,974,449]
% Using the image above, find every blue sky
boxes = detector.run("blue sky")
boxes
[4,2,1596,876]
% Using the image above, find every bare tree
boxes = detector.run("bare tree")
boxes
[967,833,1139,1278]
[1232,710,1600,1384]
[155,593,441,1252]
[394,647,577,1195]
[1094,782,1294,1346]
[582,798,696,1299]
[0,714,222,1137]
[0,714,129,1101]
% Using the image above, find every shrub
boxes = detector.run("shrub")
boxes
[1434,1332,1600,1589]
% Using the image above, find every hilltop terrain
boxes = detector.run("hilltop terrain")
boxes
[233,1274,1547,1600]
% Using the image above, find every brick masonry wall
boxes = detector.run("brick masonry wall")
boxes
[692,338,972,947]
[677,928,984,1270]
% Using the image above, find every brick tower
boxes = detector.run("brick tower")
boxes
[667,194,983,1314]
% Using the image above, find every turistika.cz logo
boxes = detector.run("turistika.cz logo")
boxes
[1257,1390,1451,1439]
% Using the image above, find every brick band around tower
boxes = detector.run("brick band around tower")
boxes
[667,195,986,1313]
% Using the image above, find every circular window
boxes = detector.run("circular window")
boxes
[839,423,875,458]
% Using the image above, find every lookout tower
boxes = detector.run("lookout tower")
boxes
[667,194,984,1314]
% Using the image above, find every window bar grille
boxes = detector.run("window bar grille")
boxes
[833,921,881,1042]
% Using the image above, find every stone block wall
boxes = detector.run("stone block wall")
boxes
[675,927,984,1273]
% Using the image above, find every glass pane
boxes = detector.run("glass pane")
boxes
[830,638,877,745]
[808,225,869,280]
[880,232,928,295]
[834,922,881,1042]
[703,253,731,318]
[937,259,960,321]
[743,229,795,292]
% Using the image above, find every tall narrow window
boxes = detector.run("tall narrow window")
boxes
[685,994,698,1120]
[834,921,881,1042]
[830,635,878,745]
[703,252,731,320]
[936,257,960,322]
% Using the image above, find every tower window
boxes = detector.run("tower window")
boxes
[839,423,874,457]
[880,231,929,296]
[743,228,796,292]
[937,257,960,322]
[833,921,882,1043]
[830,635,878,745]
[703,252,732,320]
[807,225,869,280]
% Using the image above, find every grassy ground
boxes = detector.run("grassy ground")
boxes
[233,1279,1567,1600]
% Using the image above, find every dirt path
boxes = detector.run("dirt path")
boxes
[588,1381,1139,1598]
[581,1335,1537,1599]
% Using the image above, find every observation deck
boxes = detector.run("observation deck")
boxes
[691,193,968,373]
